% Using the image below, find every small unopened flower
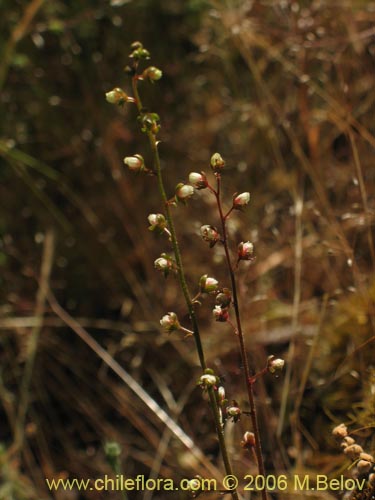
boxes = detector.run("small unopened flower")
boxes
[216,289,232,308]
[241,431,256,449]
[139,112,160,134]
[105,88,131,106]
[357,460,372,474]
[217,386,226,402]
[213,305,229,322]
[199,274,219,294]
[210,152,225,172]
[267,355,285,374]
[175,183,194,203]
[198,369,219,390]
[233,192,250,209]
[332,423,348,439]
[123,154,145,172]
[200,225,220,246]
[189,172,208,190]
[148,213,167,233]
[238,241,254,260]
[226,403,241,422]
[160,312,180,333]
[142,66,163,81]
[341,436,355,449]
[129,41,150,60]
[154,253,174,277]
[344,444,364,460]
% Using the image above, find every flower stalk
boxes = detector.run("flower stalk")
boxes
[130,62,239,500]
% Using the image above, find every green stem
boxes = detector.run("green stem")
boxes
[131,76,238,500]
[214,175,268,500]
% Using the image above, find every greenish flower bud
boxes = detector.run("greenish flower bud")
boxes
[104,441,122,459]
[139,112,161,135]
[105,87,130,106]
[210,152,225,172]
[143,66,163,81]
[129,41,150,60]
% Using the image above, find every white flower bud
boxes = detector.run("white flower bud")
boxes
[148,213,167,232]
[199,274,219,293]
[238,241,254,260]
[175,183,194,202]
[123,154,145,172]
[218,386,226,401]
[200,225,220,245]
[233,192,250,208]
[154,254,174,276]
[189,172,208,189]
[267,355,285,374]
[160,312,180,333]
[198,374,217,388]
[241,431,256,449]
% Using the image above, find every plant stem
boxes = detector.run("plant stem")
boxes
[131,77,239,500]
[214,174,268,500]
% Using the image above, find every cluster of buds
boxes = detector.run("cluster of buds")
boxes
[238,241,254,261]
[189,172,208,190]
[210,152,225,173]
[199,274,219,294]
[241,431,256,450]
[226,401,241,423]
[148,213,167,234]
[332,424,375,478]
[197,369,219,391]
[200,225,220,247]
[129,41,150,60]
[233,192,251,210]
[267,355,285,375]
[175,183,194,204]
[105,88,134,106]
[160,312,180,333]
[154,253,175,277]
[142,66,162,82]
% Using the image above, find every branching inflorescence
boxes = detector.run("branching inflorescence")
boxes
[106,41,285,500]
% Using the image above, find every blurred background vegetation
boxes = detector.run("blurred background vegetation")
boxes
[1,0,375,498]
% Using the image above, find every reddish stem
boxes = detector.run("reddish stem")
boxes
[213,174,268,500]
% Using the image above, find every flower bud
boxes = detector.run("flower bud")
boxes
[344,444,364,460]
[200,225,220,246]
[129,41,150,60]
[175,183,194,203]
[198,371,218,389]
[160,312,180,333]
[332,423,348,439]
[210,152,225,172]
[105,88,129,106]
[213,305,229,322]
[217,386,226,402]
[267,355,285,374]
[357,460,372,474]
[226,403,241,422]
[241,431,256,449]
[189,172,208,190]
[216,288,232,308]
[360,452,374,462]
[199,274,219,294]
[238,241,254,260]
[143,66,163,81]
[233,192,250,209]
[139,112,160,134]
[154,253,174,277]
[148,213,167,233]
[341,436,355,449]
[369,473,375,484]
[123,154,145,172]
